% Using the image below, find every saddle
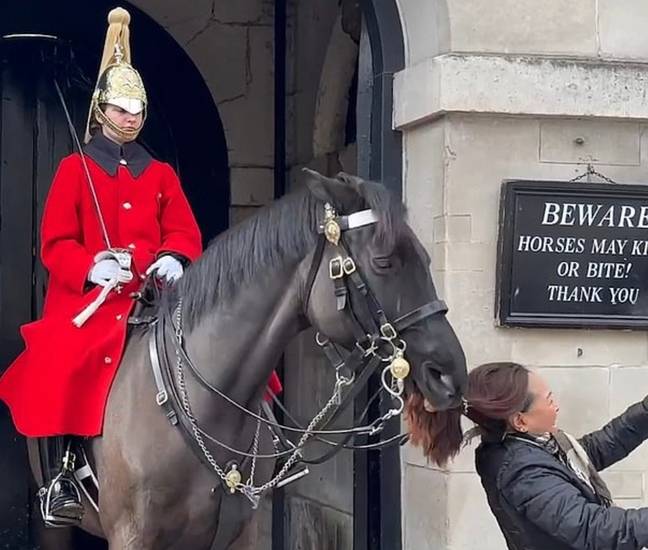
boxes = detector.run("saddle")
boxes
[128,276,163,327]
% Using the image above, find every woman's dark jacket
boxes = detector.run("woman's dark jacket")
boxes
[475,397,648,550]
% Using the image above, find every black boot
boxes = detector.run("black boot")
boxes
[38,437,84,527]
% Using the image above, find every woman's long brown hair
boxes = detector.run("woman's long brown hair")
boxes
[406,362,531,466]
[405,391,463,467]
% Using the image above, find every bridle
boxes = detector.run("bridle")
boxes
[148,201,449,507]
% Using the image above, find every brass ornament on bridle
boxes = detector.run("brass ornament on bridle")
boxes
[224,464,242,494]
[323,202,341,245]
[390,352,411,380]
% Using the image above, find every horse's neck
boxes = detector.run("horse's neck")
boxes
[182,263,302,407]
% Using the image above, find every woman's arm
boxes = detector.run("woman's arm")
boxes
[501,450,648,550]
[579,397,648,471]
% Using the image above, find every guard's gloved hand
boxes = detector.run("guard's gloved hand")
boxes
[88,250,133,287]
[146,255,184,283]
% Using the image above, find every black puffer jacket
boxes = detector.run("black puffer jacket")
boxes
[475,398,648,550]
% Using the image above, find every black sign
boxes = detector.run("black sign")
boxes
[497,180,648,328]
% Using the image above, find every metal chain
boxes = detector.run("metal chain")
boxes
[569,163,618,185]
[174,301,229,486]
[246,378,347,497]
[246,411,262,485]
[172,300,351,505]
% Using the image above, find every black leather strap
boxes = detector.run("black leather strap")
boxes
[393,300,448,331]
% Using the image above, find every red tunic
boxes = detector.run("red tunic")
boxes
[0,146,282,437]
[0,151,203,436]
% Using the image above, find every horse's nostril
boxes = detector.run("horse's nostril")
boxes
[440,374,456,397]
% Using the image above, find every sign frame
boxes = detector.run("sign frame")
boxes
[497,179,648,329]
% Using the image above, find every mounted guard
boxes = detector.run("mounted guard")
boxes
[0,7,283,528]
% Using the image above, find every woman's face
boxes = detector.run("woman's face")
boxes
[510,372,559,435]
[101,104,143,144]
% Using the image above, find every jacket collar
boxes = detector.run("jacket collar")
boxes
[504,433,602,503]
[83,132,152,178]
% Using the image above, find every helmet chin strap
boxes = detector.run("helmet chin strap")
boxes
[94,105,144,142]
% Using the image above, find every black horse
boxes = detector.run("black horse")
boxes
[33,170,467,549]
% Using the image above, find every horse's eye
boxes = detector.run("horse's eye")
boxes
[372,256,393,271]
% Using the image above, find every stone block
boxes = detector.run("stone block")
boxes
[447,215,472,243]
[395,56,648,130]
[219,95,274,166]
[608,366,648,472]
[446,242,493,272]
[248,26,275,98]
[447,0,597,56]
[434,215,472,243]
[444,115,540,244]
[397,1,450,64]
[184,23,248,103]
[540,120,641,166]
[230,168,274,206]
[446,473,508,549]
[404,121,446,219]
[601,471,644,500]
[598,0,648,60]
[431,243,447,272]
[536,367,609,436]
[511,330,648,368]
[130,0,211,27]
[443,272,514,366]
[402,466,448,550]
[211,0,274,24]
[433,216,446,244]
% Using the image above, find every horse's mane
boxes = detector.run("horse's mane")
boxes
[167,174,406,328]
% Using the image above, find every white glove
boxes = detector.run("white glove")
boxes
[146,255,184,283]
[88,259,133,287]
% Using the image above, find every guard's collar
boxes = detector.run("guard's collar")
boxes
[84,132,152,178]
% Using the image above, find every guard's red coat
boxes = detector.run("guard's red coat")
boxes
[0,154,281,437]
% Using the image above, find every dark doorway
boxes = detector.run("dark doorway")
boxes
[0,3,227,548]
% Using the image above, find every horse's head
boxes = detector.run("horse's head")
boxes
[301,170,467,463]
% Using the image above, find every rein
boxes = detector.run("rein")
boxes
[148,201,448,506]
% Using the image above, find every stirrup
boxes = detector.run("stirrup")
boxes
[38,475,84,527]
[38,448,84,528]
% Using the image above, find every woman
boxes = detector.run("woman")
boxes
[407,362,648,550]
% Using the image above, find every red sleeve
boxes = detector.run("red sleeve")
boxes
[40,156,95,294]
[157,164,202,261]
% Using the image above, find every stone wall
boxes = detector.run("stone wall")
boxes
[131,0,276,224]
[395,1,648,548]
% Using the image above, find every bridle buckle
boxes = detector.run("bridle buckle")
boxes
[329,257,344,279]
[380,323,397,341]
[342,257,356,275]
[329,256,357,280]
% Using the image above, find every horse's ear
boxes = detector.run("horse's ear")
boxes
[303,168,362,209]
[335,172,364,193]
[302,168,337,202]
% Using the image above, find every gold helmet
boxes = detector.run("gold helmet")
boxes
[84,7,147,143]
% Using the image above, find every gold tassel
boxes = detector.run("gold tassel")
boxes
[84,7,133,143]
